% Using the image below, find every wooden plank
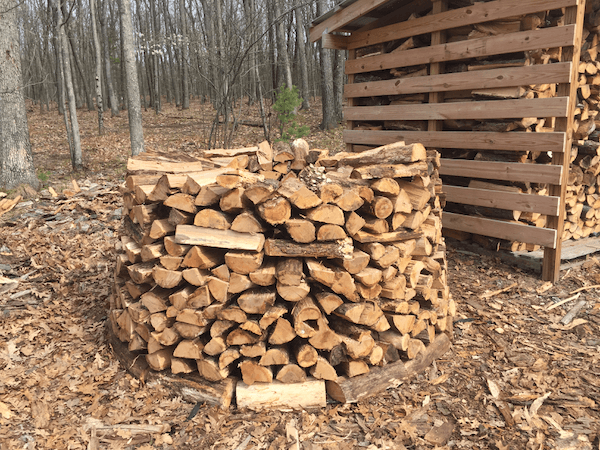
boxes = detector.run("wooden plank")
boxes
[543,3,585,282]
[175,225,265,252]
[343,130,567,153]
[345,63,572,97]
[322,34,349,50]
[236,379,326,410]
[444,212,557,248]
[444,185,561,216]
[439,160,563,185]
[309,0,392,42]
[346,48,357,152]
[354,0,432,33]
[344,98,569,121]
[346,27,576,74]
[346,0,578,49]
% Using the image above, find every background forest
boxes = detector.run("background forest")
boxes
[16,0,345,158]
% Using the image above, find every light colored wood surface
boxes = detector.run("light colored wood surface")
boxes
[236,378,326,410]
[543,3,585,282]
[343,130,566,153]
[444,212,557,248]
[310,0,391,42]
[175,225,265,252]
[444,185,561,216]
[439,160,562,185]
[345,63,572,97]
[345,28,575,74]
[344,98,569,121]
[346,0,577,49]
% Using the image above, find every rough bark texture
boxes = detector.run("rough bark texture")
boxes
[180,0,189,110]
[119,0,145,155]
[317,0,336,130]
[90,0,104,135]
[0,0,39,190]
[99,0,119,117]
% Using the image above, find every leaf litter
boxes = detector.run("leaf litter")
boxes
[0,101,598,449]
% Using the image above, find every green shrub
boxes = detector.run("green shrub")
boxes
[272,85,309,142]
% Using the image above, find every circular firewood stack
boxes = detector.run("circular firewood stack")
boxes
[109,139,453,388]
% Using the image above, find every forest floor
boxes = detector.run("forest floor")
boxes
[1,99,600,450]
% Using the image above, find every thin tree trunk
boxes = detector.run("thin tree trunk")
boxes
[317,0,336,130]
[274,0,293,90]
[0,0,39,189]
[100,0,119,116]
[295,2,310,110]
[55,0,83,170]
[333,49,345,123]
[90,0,104,135]
[180,0,189,109]
[120,0,145,155]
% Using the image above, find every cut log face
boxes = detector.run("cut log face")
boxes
[257,196,292,225]
[225,251,264,275]
[194,209,232,230]
[285,219,317,243]
[239,360,273,385]
[306,204,345,225]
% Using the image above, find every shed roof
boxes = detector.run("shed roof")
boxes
[310,0,432,43]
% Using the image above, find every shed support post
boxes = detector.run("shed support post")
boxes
[542,1,586,282]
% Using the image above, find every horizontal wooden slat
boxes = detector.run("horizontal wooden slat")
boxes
[345,63,572,98]
[345,27,576,74]
[343,130,567,153]
[439,159,563,185]
[444,185,560,216]
[347,0,578,49]
[322,33,349,49]
[310,0,391,43]
[443,212,557,248]
[344,98,569,121]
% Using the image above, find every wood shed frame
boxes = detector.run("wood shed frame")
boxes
[310,0,587,282]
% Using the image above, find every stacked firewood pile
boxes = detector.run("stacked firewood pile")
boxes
[352,3,600,251]
[109,139,452,386]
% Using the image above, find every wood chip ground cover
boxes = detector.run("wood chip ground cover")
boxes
[0,102,598,449]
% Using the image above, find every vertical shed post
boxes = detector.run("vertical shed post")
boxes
[346,48,356,153]
[543,1,586,282]
[428,0,447,133]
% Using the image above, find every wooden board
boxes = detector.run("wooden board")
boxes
[309,0,391,42]
[444,185,561,216]
[543,3,585,282]
[175,225,265,252]
[519,236,600,262]
[236,379,326,410]
[343,130,566,153]
[345,62,572,97]
[344,98,569,121]
[345,28,575,74]
[439,160,562,185]
[326,333,451,403]
[444,212,557,248]
[346,0,577,49]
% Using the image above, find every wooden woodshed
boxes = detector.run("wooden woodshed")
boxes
[310,0,600,282]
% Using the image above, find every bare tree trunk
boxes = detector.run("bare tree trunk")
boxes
[120,0,145,155]
[295,1,310,110]
[99,0,119,116]
[54,0,83,170]
[333,49,345,123]
[90,0,104,135]
[149,0,161,114]
[273,0,293,90]
[317,0,336,130]
[180,0,190,109]
[0,0,39,190]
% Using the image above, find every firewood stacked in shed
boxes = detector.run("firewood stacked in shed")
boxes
[109,140,452,385]
[349,3,600,252]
